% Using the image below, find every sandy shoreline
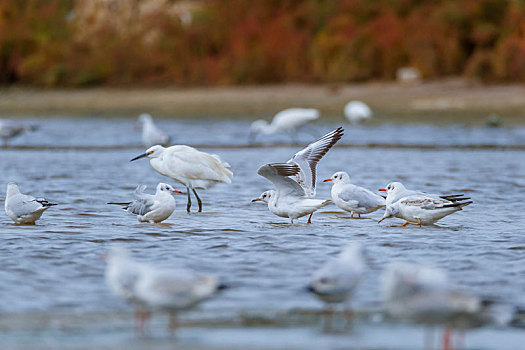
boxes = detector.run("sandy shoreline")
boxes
[1,79,524,124]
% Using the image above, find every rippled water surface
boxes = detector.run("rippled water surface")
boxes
[1,117,525,349]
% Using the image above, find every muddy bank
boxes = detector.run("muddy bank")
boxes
[1,78,524,125]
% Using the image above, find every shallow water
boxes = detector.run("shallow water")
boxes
[1,117,525,349]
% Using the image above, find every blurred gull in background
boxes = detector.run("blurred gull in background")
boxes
[249,108,319,142]
[108,183,181,223]
[0,119,39,147]
[323,171,385,218]
[344,101,372,124]
[5,182,56,224]
[136,113,171,147]
[253,127,343,224]
[130,144,233,213]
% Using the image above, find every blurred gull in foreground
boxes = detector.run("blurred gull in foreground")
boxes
[307,243,365,329]
[249,108,319,142]
[323,171,385,218]
[105,246,225,334]
[0,119,38,147]
[131,144,233,212]
[108,183,181,223]
[253,127,343,224]
[381,261,493,349]
[136,113,170,147]
[344,101,372,124]
[5,182,56,224]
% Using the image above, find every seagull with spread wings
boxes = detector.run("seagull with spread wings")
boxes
[252,127,344,224]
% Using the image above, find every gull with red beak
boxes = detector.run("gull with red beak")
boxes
[254,127,343,224]
[108,183,182,223]
[323,171,385,218]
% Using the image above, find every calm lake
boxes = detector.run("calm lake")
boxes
[1,117,525,349]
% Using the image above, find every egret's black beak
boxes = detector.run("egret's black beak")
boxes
[130,152,148,162]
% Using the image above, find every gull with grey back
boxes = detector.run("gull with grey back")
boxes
[253,127,343,224]
[5,182,56,224]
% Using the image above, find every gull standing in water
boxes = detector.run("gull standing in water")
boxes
[382,262,488,349]
[4,182,56,224]
[252,127,344,224]
[344,101,372,124]
[131,145,233,212]
[105,246,225,333]
[249,108,319,142]
[108,183,181,223]
[307,243,365,329]
[0,119,38,147]
[379,181,466,206]
[136,113,170,147]
[378,194,472,227]
[323,171,385,218]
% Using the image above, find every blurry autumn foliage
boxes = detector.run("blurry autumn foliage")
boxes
[1,0,524,86]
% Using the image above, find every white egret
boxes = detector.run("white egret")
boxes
[344,101,372,124]
[249,108,319,141]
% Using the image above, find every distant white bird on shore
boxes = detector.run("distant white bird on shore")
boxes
[378,194,472,227]
[108,183,181,223]
[136,113,170,147]
[307,243,365,305]
[0,120,38,147]
[130,145,233,212]
[344,101,372,124]
[105,246,225,333]
[5,182,56,224]
[249,108,319,142]
[323,171,385,218]
[253,127,343,224]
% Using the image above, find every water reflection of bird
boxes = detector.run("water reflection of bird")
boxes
[253,127,343,224]
[105,246,225,334]
[130,145,233,212]
[344,101,372,124]
[323,171,385,218]
[307,243,365,330]
[136,113,171,147]
[0,119,38,147]
[108,183,181,223]
[249,108,319,142]
[381,262,490,350]
[5,182,56,224]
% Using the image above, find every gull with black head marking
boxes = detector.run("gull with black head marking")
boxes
[5,182,56,224]
[108,183,181,223]
[130,145,233,213]
[252,127,344,224]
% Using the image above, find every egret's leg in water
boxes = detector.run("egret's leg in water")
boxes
[186,187,192,212]
[193,189,203,212]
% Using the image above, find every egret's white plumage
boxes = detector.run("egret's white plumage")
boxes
[5,182,56,224]
[108,183,180,223]
[131,144,233,212]
[253,127,344,224]
[0,120,38,147]
[344,101,372,124]
[250,108,319,141]
[324,171,385,218]
[379,194,472,226]
[308,243,365,304]
[137,113,170,147]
